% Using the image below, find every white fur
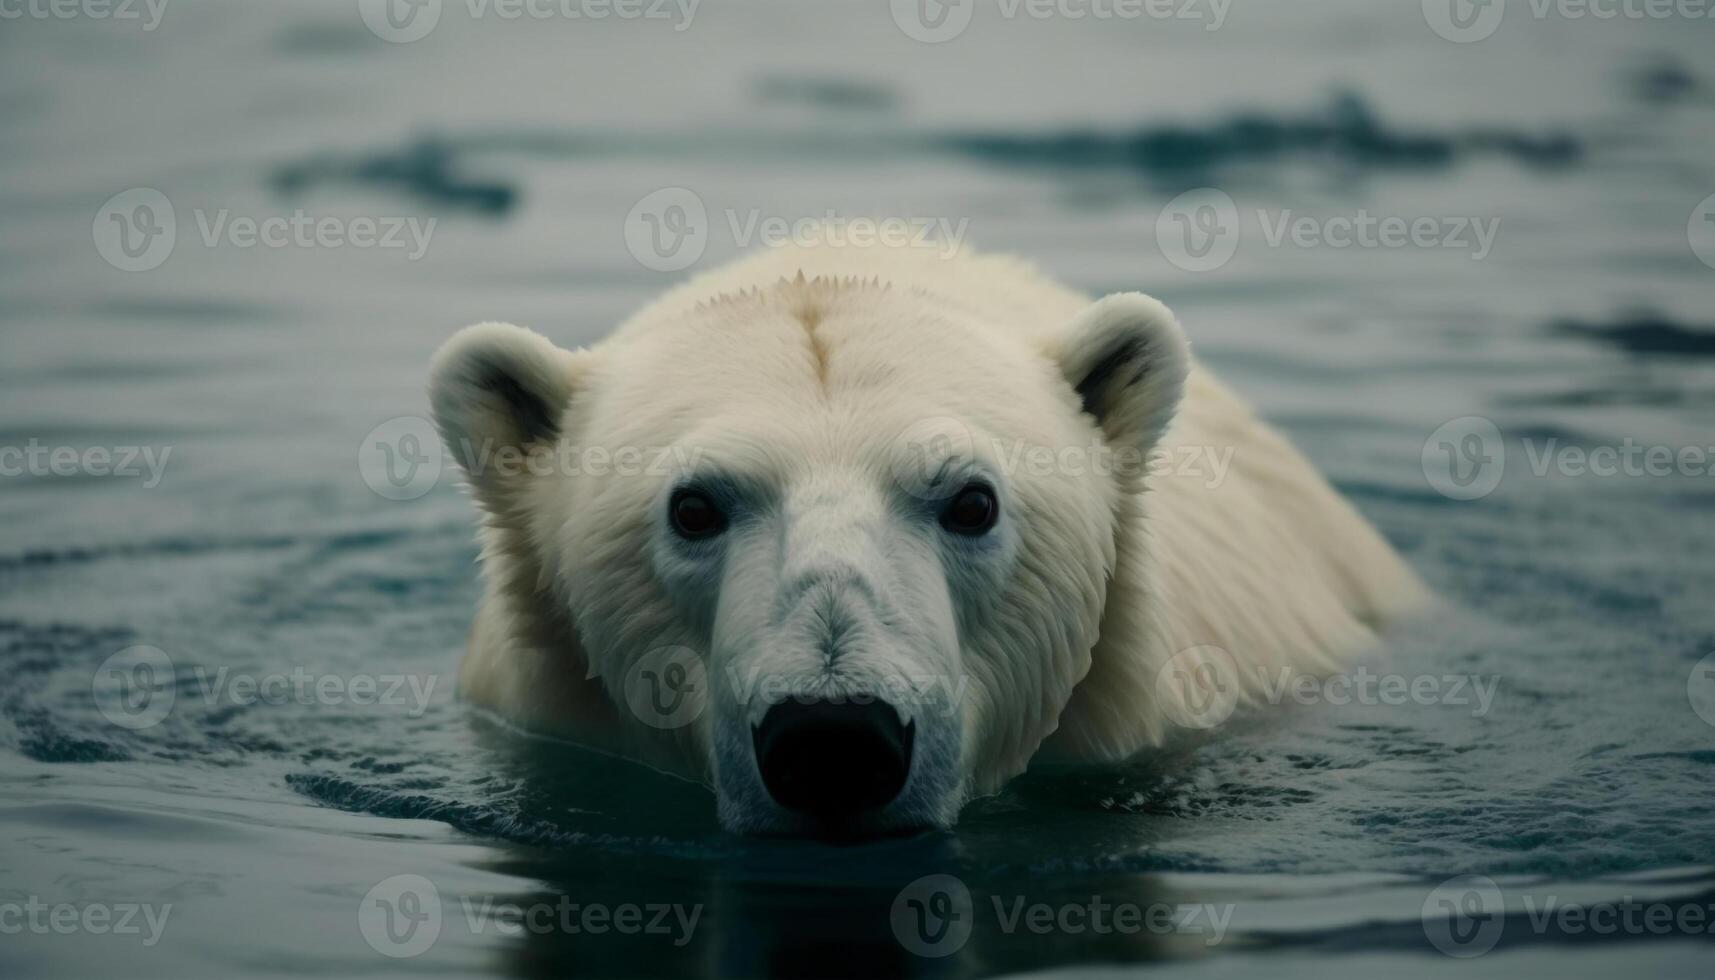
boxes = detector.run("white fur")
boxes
[429,240,1428,834]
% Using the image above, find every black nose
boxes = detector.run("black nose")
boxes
[752,700,914,817]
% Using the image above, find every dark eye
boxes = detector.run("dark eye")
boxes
[940,483,998,536]
[669,488,726,540]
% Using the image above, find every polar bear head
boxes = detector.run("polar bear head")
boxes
[429,276,1187,837]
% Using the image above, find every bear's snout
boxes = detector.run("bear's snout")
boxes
[751,700,914,819]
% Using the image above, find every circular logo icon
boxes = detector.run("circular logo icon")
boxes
[93,188,176,273]
[1156,188,1240,273]
[890,0,974,43]
[625,187,709,273]
[359,874,443,958]
[1422,416,1505,501]
[1688,652,1715,728]
[1688,193,1715,271]
[359,0,443,43]
[1154,645,1241,729]
[623,646,708,730]
[891,874,974,957]
[92,645,176,730]
[1421,874,1504,957]
[1422,0,1505,43]
[886,416,977,502]
[359,416,443,501]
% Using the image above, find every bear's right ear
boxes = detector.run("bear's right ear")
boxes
[1054,292,1190,457]
[429,322,595,502]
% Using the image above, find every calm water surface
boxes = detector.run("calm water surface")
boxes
[2,2,1713,977]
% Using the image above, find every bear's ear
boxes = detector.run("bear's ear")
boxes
[1055,292,1190,453]
[428,322,595,499]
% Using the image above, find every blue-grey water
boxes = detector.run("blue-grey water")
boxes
[3,1,1714,977]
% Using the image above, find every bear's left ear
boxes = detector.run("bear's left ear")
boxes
[1055,292,1190,454]
[429,322,597,507]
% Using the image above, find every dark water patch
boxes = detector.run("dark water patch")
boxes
[88,297,286,325]
[1551,311,1715,357]
[273,21,377,56]
[754,75,898,113]
[1631,59,1699,105]
[285,771,722,858]
[1631,751,1715,766]
[0,527,418,577]
[269,92,1582,213]
[1504,386,1690,409]
[1250,881,1715,955]
[273,137,518,215]
[942,92,1581,180]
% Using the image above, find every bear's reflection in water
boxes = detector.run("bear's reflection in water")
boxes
[464,723,1194,979]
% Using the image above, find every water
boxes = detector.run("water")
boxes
[3,1,1714,976]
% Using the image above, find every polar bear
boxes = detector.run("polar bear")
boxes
[429,241,1427,837]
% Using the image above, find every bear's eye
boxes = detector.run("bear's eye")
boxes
[940,483,999,536]
[669,488,727,540]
